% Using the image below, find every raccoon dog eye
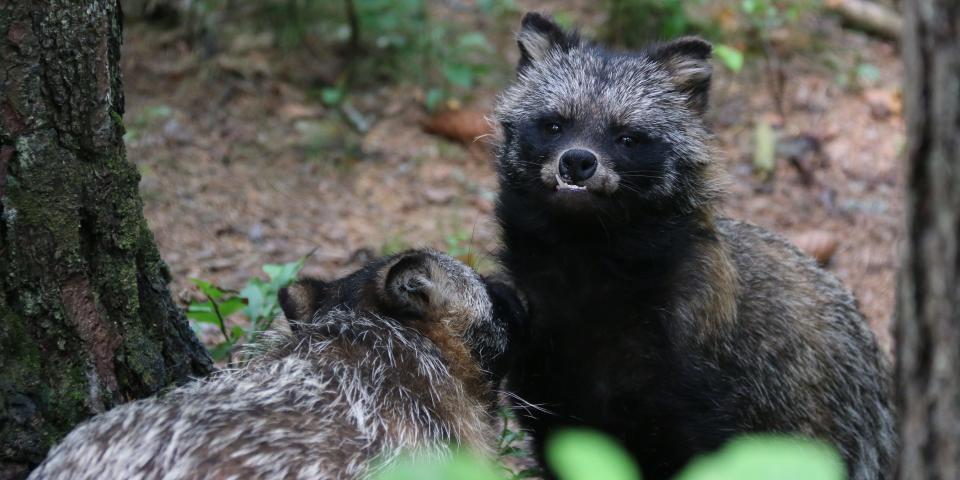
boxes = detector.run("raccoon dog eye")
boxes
[545,122,562,135]
[617,133,651,147]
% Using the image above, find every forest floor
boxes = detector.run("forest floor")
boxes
[122,4,904,354]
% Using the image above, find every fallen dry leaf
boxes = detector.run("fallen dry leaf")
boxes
[862,88,902,120]
[422,110,493,145]
[792,230,840,266]
[278,102,323,120]
[422,186,458,205]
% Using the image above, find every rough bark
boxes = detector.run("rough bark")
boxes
[0,1,213,477]
[895,0,960,478]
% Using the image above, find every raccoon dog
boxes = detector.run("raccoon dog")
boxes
[493,12,895,480]
[30,250,525,480]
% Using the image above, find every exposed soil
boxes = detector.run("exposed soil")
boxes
[122,5,903,354]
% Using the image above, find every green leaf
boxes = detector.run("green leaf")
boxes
[425,88,445,112]
[191,278,224,300]
[208,342,233,362]
[553,12,575,29]
[144,104,172,120]
[500,430,521,446]
[546,429,641,480]
[110,110,125,129]
[752,119,777,179]
[321,87,345,106]
[187,302,221,326]
[458,32,491,51]
[217,297,247,318]
[676,435,844,480]
[186,310,221,325]
[230,325,247,340]
[374,453,505,480]
[514,467,543,478]
[714,44,744,73]
[443,63,474,88]
[856,63,881,85]
[241,281,266,322]
[264,259,304,290]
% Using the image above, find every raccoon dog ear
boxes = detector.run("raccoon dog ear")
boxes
[278,278,327,321]
[383,253,441,317]
[516,12,579,71]
[650,37,713,114]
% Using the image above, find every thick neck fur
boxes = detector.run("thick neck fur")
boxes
[496,184,735,340]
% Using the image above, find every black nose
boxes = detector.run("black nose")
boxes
[558,149,598,184]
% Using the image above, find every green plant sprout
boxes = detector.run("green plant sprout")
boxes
[187,254,307,364]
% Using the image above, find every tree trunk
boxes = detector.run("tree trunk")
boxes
[0,1,213,477]
[895,0,960,478]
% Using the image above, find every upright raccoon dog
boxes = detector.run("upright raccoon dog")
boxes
[494,13,895,480]
[30,250,525,480]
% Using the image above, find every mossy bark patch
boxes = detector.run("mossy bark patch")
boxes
[0,1,213,476]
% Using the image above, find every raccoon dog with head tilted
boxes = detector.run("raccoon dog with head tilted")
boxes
[493,12,895,480]
[30,250,525,480]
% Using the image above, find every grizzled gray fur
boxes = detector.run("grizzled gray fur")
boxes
[493,12,895,480]
[29,250,525,480]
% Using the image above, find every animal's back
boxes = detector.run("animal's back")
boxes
[715,218,895,479]
[30,357,361,480]
[30,312,489,480]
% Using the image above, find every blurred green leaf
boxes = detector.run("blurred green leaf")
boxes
[264,259,303,290]
[458,32,491,51]
[856,63,881,85]
[546,429,641,480]
[374,452,505,480]
[191,278,224,300]
[188,254,305,362]
[513,467,542,478]
[241,280,266,322]
[741,0,760,15]
[321,87,345,106]
[230,325,246,339]
[425,88,445,112]
[714,44,745,73]
[553,11,576,29]
[143,104,172,120]
[752,120,777,179]
[217,297,247,318]
[443,63,474,88]
[676,435,844,480]
[208,342,233,362]
[110,110,125,128]
[186,303,221,326]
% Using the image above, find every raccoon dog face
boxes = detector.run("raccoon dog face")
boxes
[279,250,526,380]
[494,13,719,218]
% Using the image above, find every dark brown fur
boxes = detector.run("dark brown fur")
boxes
[494,13,895,480]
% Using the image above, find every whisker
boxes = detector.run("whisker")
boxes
[497,390,557,417]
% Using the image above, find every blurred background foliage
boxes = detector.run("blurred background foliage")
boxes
[118,0,903,477]
[128,0,519,111]
[123,0,855,113]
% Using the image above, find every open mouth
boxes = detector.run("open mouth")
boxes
[555,174,588,192]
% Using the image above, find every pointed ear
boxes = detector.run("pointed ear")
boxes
[517,12,578,71]
[650,37,713,114]
[278,278,327,321]
[383,253,441,317]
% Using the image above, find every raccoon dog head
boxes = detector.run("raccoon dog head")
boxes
[494,13,723,220]
[279,250,526,381]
